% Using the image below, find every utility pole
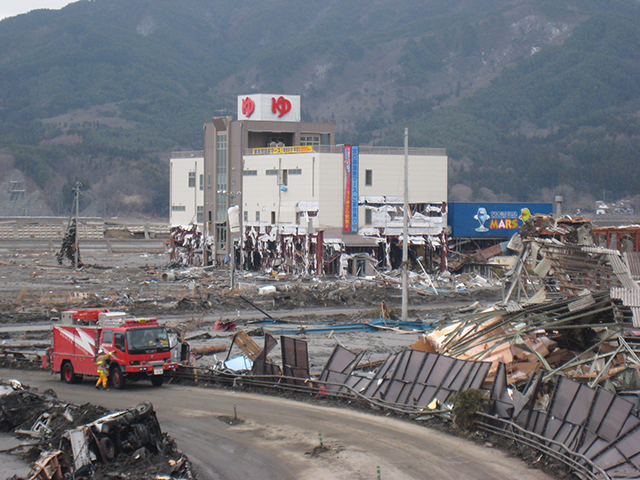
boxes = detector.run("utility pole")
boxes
[72,182,83,270]
[402,128,409,322]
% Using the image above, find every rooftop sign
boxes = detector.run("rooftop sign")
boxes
[237,94,301,122]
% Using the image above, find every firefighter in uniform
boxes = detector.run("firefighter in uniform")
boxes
[95,348,113,390]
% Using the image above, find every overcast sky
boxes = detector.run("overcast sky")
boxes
[0,0,75,21]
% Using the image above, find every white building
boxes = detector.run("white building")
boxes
[169,94,448,273]
[169,151,204,226]
[241,146,447,235]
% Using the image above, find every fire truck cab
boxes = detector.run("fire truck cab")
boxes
[44,308,177,389]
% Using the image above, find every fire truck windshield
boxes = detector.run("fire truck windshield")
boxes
[126,327,170,354]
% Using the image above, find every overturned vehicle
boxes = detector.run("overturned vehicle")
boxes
[0,380,194,480]
[65,401,162,470]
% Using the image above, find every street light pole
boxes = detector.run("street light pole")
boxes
[402,128,409,323]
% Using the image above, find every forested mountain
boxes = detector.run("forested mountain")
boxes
[1,0,639,216]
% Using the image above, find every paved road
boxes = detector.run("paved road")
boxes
[1,368,554,480]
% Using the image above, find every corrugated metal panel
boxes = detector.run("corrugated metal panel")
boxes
[582,246,622,255]
[338,350,490,410]
[625,252,640,281]
[609,253,639,289]
[608,254,630,275]
[492,372,640,477]
[633,307,640,328]
[610,288,640,306]
[609,288,640,327]
[280,336,309,385]
[568,294,596,312]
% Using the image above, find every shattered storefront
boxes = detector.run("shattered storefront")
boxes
[224,201,447,277]
[358,199,447,273]
[240,225,325,276]
[168,225,210,267]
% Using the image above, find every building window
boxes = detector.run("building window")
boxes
[171,205,186,212]
[197,206,204,223]
[365,208,372,225]
[207,174,212,189]
[289,169,302,175]
[300,135,320,146]
[271,211,276,224]
[244,211,248,222]
[243,170,258,176]
[188,172,196,188]
[278,169,288,186]
[199,174,204,191]
[265,169,278,176]
[255,211,260,222]
[365,169,373,186]
[215,222,227,252]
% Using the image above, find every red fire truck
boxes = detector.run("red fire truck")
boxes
[43,308,177,389]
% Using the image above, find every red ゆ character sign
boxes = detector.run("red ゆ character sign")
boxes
[271,96,291,117]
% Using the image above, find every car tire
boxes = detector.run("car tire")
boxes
[98,436,116,462]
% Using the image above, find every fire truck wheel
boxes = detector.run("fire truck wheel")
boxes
[98,436,116,462]
[61,362,77,384]
[151,375,164,387]
[110,364,126,390]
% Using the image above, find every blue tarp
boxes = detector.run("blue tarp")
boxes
[267,318,434,335]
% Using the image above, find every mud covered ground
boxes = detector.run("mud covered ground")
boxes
[0,246,502,326]
[0,245,503,376]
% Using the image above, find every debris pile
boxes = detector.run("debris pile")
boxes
[419,215,640,392]
[417,290,639,389]
[402,216,640,479]
[168,225,208,267]
[0,380,196,479]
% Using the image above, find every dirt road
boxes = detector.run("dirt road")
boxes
[1,368,554,480]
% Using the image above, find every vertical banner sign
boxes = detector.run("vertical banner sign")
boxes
[343,146,352,232]
[350,146,359,232]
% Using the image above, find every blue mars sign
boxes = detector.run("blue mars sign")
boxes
[448,202,553,238]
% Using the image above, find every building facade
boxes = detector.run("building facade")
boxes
[202,94,335,263]
[170,94,448,274]
[169,151,204,227]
